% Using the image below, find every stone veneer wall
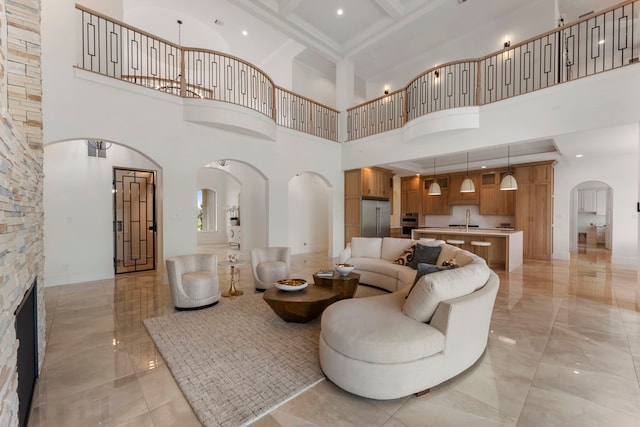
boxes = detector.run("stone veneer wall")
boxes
[0,0,44,425]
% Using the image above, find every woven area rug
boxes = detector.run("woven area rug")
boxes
[144,292,324,427]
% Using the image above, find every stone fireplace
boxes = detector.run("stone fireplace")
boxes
[14,279,38,427]
[0,0,46,426]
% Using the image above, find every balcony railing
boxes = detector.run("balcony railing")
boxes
[77,2,638,144]
[348,0,639,140]
[76,5,339,142]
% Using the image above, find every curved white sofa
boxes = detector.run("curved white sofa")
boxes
[339,237,439,292]
[320,243,499,400]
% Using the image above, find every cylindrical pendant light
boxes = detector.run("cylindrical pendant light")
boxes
[460,152,475,193]
[500,146,518,191]
[428,158,441,195]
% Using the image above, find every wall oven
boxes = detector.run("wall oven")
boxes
[400,213,419,237]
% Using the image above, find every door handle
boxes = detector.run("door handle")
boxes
[148,225,157,232]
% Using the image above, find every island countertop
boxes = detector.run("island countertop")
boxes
[412,228,523,272]
[413,227,520,236]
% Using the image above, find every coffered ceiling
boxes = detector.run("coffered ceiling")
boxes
[233,0,622,81]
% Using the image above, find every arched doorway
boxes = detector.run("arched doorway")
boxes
[43,139,162,285]
[570,181,612,253]
[197,160,268,257]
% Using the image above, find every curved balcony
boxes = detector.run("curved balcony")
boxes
[348,0,640,141]
[76,4,339,142]
[77,2,640,144]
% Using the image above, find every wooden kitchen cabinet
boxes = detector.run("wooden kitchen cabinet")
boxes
[345,168,394,242]
[448,172,480,205]
[401,176,420,214]
[422,177,450,215]
[361,167,393,198]
[514,162,554,260]
[479,171,514,215]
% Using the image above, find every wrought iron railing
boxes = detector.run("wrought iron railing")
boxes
[348,89,405,140]
[348,0,639,140]
[76,5,339,142]
[77,1,638,143]
[276,88,338,141]
[407,60,478,121]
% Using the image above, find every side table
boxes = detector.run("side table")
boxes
[217,260,247,297]
[313,271,360,300]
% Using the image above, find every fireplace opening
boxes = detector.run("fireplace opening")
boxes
[15,278,38,427]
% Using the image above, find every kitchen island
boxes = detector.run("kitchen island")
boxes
[412,228,523,272]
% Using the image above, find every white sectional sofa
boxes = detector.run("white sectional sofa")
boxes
[339,236,441,292]
[320,241,499,400]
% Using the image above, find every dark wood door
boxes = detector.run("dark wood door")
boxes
[113,168,157,274]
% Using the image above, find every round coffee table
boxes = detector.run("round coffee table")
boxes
[263,284,339,323]
[313,271,360,300]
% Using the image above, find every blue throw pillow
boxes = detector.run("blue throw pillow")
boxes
[407,244,442,270]
[406,262,459,297]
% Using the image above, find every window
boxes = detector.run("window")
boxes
[197,189,217,231]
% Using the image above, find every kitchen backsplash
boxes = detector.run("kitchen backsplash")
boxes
[422,205,515,229]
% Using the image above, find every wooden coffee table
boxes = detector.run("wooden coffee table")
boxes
[263,285,339,323]
[312,271,360,300]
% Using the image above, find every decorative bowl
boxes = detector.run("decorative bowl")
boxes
[335,263,355,276]
[275,279,308,291]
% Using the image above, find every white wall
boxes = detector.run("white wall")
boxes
[124,6,229,52]
[293,60,337,108]
[288,173,330,254]
[44,141,161,285]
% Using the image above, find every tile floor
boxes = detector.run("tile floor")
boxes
[27,245,640,426]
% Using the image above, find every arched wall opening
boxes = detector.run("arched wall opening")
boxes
[570,180,612,253]
[43,139,162,286]
[197,160,268,257]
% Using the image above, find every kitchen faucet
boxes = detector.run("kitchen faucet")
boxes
[465,208,471,232]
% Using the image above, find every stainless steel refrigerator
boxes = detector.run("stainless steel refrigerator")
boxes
[361,199,391,237]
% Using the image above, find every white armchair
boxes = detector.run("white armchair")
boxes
[250,247,291,290]
[165,254,220,310]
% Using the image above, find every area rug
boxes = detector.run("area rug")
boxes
[144,292,324,427]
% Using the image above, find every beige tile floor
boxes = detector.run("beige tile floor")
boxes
[28,244,640,426]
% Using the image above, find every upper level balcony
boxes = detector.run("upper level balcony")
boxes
[76,1,640,144]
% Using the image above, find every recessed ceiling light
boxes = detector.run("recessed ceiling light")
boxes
[337,8,343,16]
[598,39,605,45]
[242,30,248,36]
[576,154,583,158]
[481,165,487,169]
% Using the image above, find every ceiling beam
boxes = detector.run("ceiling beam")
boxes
[374,0,404,18]
[233,0,343,62]
[344,0,449,58]
[278,0,306,17]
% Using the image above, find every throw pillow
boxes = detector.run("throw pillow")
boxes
[403,260,491,323]
[407,243,442,270]
[393,243,416,266]
[406,263,458,297]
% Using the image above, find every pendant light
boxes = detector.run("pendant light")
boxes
[428,158,441,195]
[500,146,518,191]
[460,152,475,193]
